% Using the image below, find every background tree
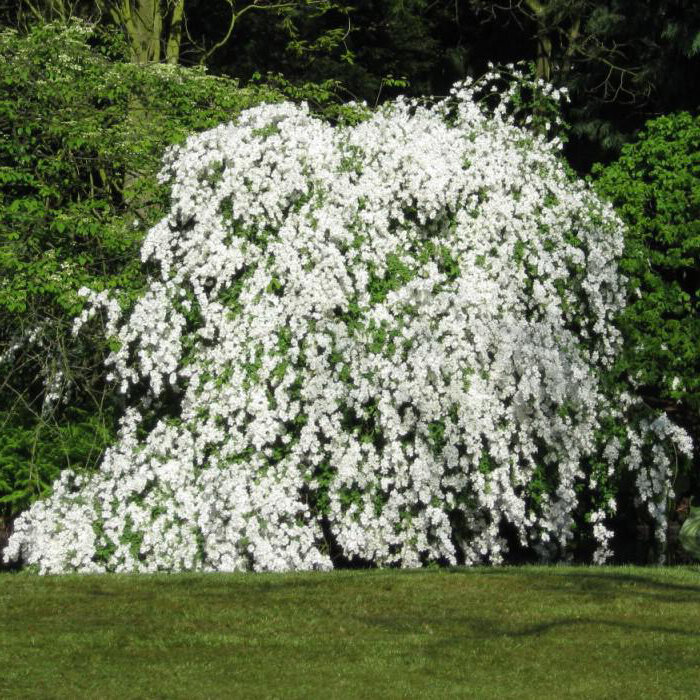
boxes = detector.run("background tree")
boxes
[593,112,700,452]
[468,0,700,162]
[199,0,699,167]
[95,0,185,63]
[3,0,353,64]
[0,21,285,522]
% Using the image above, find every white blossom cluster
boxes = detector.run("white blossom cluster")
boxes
[4,77,693,574]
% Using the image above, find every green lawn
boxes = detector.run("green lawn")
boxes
[1,566,699,698]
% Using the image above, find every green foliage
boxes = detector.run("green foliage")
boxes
[251,71,372,124]
[0,20,285,518]
[0,410,114,514]
[593,113,700,444]
[679,506,700,560]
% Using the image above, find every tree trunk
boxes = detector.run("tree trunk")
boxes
[111,0,164,64]
[165,0,185,64]
[535,29,552,81]
[522,0,550,81]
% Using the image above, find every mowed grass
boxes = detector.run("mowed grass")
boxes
[2,566,700,699]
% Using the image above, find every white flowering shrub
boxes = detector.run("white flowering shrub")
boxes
[4,74,693,574]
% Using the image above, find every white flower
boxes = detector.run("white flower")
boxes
[4,76,691,574]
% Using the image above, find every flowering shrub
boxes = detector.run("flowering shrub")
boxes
[3,74,692,573]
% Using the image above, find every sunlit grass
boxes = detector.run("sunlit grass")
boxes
[2,566,699,698]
